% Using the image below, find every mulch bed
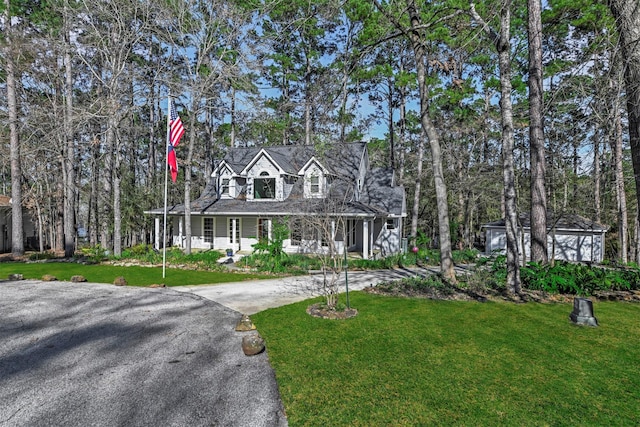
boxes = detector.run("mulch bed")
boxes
[306,303,359,319]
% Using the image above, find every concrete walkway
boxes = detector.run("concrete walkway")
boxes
[174,267,438,314]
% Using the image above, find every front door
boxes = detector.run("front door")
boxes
[228,217,241,250]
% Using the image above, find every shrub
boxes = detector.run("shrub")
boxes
[122,243,154,257]
[519,261,640,296]
[348,255,400,270]
[165,250,224,270]
[452,248,479,264]
[116,246,225,270]
[251,219,289,258]
[375,274,456,296]
[460,268,507,294]
[28,252,57,261]
[238,253,317,274]
[81,245,108,262]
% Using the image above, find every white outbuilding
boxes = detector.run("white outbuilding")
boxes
[483,212,608,263]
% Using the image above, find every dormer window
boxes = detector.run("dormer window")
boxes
[221,178,230,195]
[310,175,320,194]
[254,171,275,199]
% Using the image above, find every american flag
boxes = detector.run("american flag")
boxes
[168,99,185,182]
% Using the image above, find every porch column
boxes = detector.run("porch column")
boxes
[369,219,374,256]
[154,217,160,250]
[178,217,184,248]
[362,220,369,259]
[233,218,237,251]
[331,219,336,242]
[330,219,341,254]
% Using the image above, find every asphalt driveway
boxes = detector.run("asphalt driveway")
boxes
[0,280,286,427]
[0,266,456,426]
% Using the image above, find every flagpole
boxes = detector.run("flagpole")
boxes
[162,91,171,279]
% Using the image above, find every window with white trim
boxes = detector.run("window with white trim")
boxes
[228,218,240,245]
[204,218,214,243]
[254,172,275,199]
[221,178,230,195]
[310,175,320,194]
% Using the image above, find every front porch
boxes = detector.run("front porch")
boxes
[153,214,402,260]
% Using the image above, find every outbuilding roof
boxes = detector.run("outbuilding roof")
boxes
[483,211,608,232]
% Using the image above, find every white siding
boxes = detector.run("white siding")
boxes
[303,163,325,198]
[374,217,402,256]
[246,154,283,201]
[485,227,605,262]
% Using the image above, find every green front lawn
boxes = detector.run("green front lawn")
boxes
[253,292,640,426]
[0,262,273,286]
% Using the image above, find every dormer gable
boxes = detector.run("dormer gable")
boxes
[240,149,286,176]
[213,161,234,177]
[298,157,329,198]
[212,161,237,199]
[240,149,288,201]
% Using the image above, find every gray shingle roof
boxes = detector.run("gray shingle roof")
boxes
[148,142,405,219]
[217,143,365,179]
[361,167,405,217]
[484,211,608,232]
[147,197,387,217]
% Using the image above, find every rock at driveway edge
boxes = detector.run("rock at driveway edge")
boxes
[235,314,257,331]
[113,276,127,286]
[242,332,265,356]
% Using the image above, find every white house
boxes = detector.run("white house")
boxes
[483,212,608,263]
[147,142,407,259]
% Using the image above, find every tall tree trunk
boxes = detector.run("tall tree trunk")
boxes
[89,137,99,246]
[113,136,122,256]
[204,104,214,178]
[410,135,424,242]
[387,76,395,169]
[56,179,64,252]
[635,212,640,264]
[230,86,236,147]
[470,1,521,293]
[593,128,601,223]
[608,0,639,259]
[456,148,465,248]
[35,198,44,252]
[101,116,115,250]
[611,66,628,263]
[4,0,24,257]
[482,80,491,163]
[147,80,156,186]
[305,57,312,146]
[528,0,548,263]
[338,59,350,143]
[63,14,76,257]
[282,74,290,145]
[398,78,407,184]
[184,98,198,255]
[405,0,455,282]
